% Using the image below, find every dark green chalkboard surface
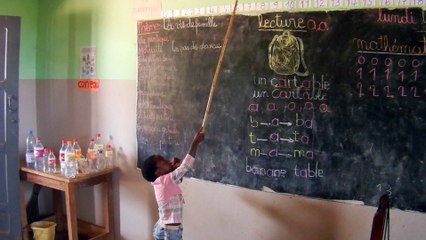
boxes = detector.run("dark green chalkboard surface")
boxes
[136,8,426,212]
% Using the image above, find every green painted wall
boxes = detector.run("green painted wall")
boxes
[37,0,136,80]
[0,0,38,80]
[0,0,137,81]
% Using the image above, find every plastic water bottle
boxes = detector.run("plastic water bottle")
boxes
[105,145,114,168]
[79,154,90,174]
[87,138,98,172]
[72,139,82,174]
[97,149,105,170]
[43,148,50,173]
[64,141,76,178]
[94,133,104,152]
[48,149,57,174]
[25,130,36,169]
[59,140,67,175]
[33,137,44,171]
[73,139,82,161]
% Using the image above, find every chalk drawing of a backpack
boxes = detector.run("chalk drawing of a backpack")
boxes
[268,30,309,76]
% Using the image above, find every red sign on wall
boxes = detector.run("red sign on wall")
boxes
[77,79,99,92]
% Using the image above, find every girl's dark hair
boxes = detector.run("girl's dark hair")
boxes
[138,155,159,182]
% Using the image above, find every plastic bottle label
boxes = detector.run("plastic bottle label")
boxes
[34,148,44,158]
[48,157,56,165]
[75,150,81,160]
[88,150,97,160]
[65,153,75,162]
[26,153,35,163]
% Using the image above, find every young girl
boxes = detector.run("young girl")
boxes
[138,128,205,240]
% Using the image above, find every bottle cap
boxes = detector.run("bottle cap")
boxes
[27,130,33,134]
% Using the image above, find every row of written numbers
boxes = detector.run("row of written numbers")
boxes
[161,0,425,18]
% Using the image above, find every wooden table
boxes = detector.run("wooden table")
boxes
[20,166,116,240]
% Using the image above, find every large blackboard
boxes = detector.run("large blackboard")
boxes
[136,8,426,212]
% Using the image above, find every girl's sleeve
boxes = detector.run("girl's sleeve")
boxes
[171,154,194,184]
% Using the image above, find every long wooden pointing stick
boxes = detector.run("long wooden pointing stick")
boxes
[201,0,239,133]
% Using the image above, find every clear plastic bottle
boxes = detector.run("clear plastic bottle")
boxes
[94,133,104,152]
[73,139,82,162]
[72,139,82,174]
[79,154,89,174]
[33,137,44,171]
[64,141,76,178]
[25,130,36,169]
[97,149,106,170]
[105,145,114,168]
[43,148,50,173]
[48,149,57,174]
[87,138,98,172]
[59,140,67,175]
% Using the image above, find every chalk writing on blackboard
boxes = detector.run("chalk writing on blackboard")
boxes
[137,8,426,212]
[355,56,423,98]
[258,13,329,32]
[377,8,417,24]
[247,73,332,179]
[163,16,218,31]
